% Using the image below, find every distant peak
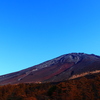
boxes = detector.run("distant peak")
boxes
[59,53,85,64]
[68,52,85,56]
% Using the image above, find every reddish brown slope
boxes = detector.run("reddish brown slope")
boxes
[16,62,74,83]
[0,53,100,85]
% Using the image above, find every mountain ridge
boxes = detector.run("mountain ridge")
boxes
[0,53,100,85]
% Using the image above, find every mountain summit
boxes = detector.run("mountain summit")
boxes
[0,53,100,85]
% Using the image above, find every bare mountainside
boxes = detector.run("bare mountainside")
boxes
[0,53,100,85]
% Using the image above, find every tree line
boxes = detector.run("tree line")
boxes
[0,73,100,100]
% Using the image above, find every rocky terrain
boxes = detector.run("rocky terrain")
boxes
[0,53,100,85]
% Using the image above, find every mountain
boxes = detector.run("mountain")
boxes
[0,53,100,85]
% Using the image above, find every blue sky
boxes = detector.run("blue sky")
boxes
[0,0,100,75]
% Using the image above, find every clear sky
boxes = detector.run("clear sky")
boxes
[0,0,100,75]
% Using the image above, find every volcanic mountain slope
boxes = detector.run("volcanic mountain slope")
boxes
[0,53,100,85]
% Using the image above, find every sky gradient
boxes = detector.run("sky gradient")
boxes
[0,0,100,75]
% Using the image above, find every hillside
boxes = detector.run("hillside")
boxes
[0,72,100,100]
[0,53,100,85]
